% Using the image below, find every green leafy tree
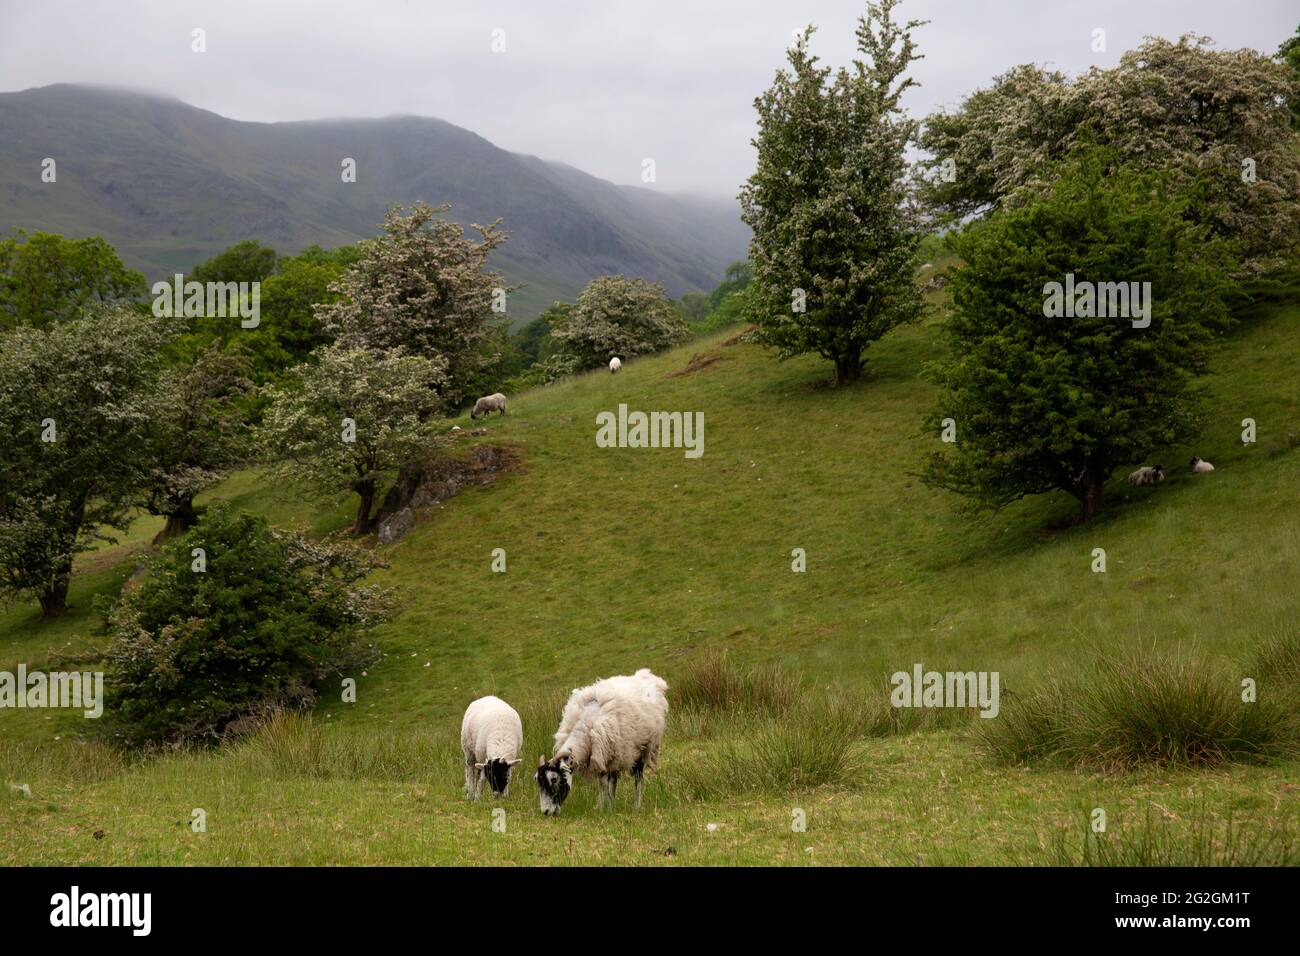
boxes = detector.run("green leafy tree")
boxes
[0,308,168,615]
[549,275,688,369]
[141,345,255,539]
[0,231,146,329]
[709,261,754,310]
[741,1,927,386]
[259,346,447,534]
[316,202,509,406]
[922,153,1236,522]
[919,35,1300,273]
[103,505,392,746]
[189,240,280,285]
[1280,23,1300,124]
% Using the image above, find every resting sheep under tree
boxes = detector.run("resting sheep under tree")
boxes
[470,392,507,419]
[1190,456,1215,473]
[1127,465,1165,486]
[535,668,668,815]
[461,695,524,800]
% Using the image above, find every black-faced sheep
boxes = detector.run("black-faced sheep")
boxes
[1190,456,1215,473]
[1127,464,1165,486]
[609,357,622,374]
[470,393,507,419]
[535,668,668,815]
[461,695,523,799]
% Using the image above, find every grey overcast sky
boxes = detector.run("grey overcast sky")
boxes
[0,0,1295,197]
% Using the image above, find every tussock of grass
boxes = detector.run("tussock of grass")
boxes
[1251,630,1300,690]
[0,738,125,789]
[672,650,800,717]
[234,710,437,781]
[673,699,864,797]
[1046,807,1300,866]
[979,648,1300,771]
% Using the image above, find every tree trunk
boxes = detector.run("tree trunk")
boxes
[832,345,863,386]
[39,571,71,618]
[353,480,376,535]
[1077,475,1105,523]
[153,498,201,544]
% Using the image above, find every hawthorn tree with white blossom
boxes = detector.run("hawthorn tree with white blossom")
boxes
[259,346,447,534]
[316,202,510,407]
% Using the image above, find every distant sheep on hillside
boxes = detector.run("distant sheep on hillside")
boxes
[471,392,507,419]
[535,668,668,815]
[1127,465,1165,486]
[609,357,622,373]
[1190,456,1215,473]
[461,695,523,800]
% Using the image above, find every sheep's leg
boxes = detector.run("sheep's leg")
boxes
[473,766,486,802]
[464,759,476,800]
[632,752,647,808]
[602,772,618,809]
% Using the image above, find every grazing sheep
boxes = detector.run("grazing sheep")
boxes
[470,392,507,419]
[1190,456,1215,473]
[461,695,524,800]
[1127,464,1165,486]
[609,357,622,374]
[535,668,668,815]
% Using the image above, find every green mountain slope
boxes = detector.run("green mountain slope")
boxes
[2,292,1298,865]
[0,84,749,320]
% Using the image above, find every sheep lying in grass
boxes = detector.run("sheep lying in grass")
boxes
[609,357,622,373]
[535,668,668,815]
[1190,456,1215,473]
[470,392,507,419]
[1127,464,1165,486]
[461,695,523,800]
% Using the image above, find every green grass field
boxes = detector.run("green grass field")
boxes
[3,273,1299,865]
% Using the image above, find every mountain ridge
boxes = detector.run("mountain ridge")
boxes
[0,84,750,320]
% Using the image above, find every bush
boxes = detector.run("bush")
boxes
[549,275,688,370]
[102,505,393,746]
[978,648,1300,770]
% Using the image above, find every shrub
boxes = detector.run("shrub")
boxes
[549,275,688,370]
[102,505,393,746]
[978,648,1300,770]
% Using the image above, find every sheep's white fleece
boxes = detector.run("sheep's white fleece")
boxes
[552,669,668,774]
[461,696,523,765]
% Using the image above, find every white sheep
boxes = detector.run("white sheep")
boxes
[534,668,668,815]
[609,357,622,374]
[1127,464,1165,486]
[470,392,507,419]
[460,695,524,800]
[1190,456,1215,473]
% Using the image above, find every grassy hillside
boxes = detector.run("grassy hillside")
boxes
[3,280,1299,865]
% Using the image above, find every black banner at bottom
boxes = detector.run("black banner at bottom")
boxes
[0,866,1285,941]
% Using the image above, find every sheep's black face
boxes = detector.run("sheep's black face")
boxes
[484,758,513,797]
[535,756,573,816]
